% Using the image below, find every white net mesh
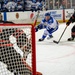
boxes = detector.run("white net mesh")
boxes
[0,24,35,75]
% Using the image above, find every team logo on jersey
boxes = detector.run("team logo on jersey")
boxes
[16,13,19,19]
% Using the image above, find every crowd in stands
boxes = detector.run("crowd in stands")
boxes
[0,0,46,12]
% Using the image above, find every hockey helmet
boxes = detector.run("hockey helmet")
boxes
[45,12,50,16]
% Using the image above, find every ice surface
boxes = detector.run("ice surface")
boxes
[36,23,75,75]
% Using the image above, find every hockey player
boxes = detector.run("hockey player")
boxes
[35,12,59,41]
[66,12,75,41]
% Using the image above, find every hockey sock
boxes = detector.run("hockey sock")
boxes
[72,32,75,38]
[42,35,46,39]
[47,35,53,39]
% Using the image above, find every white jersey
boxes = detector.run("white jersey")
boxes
[6,1,16,11]
[41,16,59,30]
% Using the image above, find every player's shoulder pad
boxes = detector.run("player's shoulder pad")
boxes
[48,16,54,23]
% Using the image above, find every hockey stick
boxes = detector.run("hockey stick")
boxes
[53,26,68,44]
[33,10,40,26]
[21,10,40,58]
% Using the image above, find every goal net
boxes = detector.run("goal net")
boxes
[0,24,36,75]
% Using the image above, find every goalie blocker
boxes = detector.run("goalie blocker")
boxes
[66,12,75,41]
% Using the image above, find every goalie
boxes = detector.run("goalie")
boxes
[66,12,75,41]
[0,22,42,75]
[0,27,32,75]
[35,12,59,41]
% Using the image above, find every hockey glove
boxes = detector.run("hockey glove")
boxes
[66,21,71,26]
[35,24,44,32]
[35,27,39,32]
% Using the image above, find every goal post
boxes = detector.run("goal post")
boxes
[0,23,41,75]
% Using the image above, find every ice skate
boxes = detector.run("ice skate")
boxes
[38,38,44,41]
[67,37,74,41]
[47,35,53,40]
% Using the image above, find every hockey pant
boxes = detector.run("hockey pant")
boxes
[42,26,58,39]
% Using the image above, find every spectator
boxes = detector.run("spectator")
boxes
[3,0,8,4]
[16,0,23,11]
[30,1,36,11]
[1,0,46,11]
[41,1,47,10]
[36,1,43,10]
[24,0,32,11]
[49,1,53,9]
[2,1,8,12]
[4,0,17,12]
[0,1,4,11]
[59,4,65,9]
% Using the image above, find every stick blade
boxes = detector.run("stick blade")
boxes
[53,40,59,44]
